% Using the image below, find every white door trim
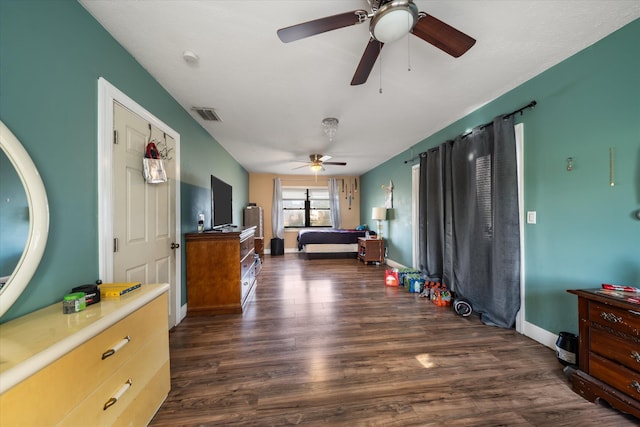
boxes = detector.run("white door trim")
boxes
[515,123,525,333]
[411,164,420,269]
[97,77,182,327]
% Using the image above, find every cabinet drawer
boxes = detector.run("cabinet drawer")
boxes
[0,295,166,427]
[241,264,256,303]
[590,352,640,401]
[240,235,255,260]
[59,330,169,427]
[240,248,255,281]
[591,327,640,373]
[589,300,640,337]
[111,361,170,427]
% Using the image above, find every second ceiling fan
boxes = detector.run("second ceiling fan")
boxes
[277,0,476,86]
[294,154,347,172]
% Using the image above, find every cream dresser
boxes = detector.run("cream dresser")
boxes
[0,284,170,426]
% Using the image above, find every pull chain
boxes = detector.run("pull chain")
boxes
[379,43,383,94]
[407,32,412,72]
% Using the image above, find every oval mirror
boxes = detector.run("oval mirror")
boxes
[0,120,49,318]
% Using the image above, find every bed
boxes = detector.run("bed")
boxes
[297,229,375,259]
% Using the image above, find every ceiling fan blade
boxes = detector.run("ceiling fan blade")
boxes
[351,38,384,86]
[277,10,366,43]
[322,161,347,166]
[291,163,311,170]
[319,155,332,162]
[411,13,476,58]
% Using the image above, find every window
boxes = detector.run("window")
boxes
[283,187,331,227]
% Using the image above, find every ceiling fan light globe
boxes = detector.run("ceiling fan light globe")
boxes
[310,164,322,172]
[370,1,418,43]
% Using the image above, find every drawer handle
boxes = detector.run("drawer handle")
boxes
[631,351,640,364]
[103,378,133,410]
[101,336,131,360]
[600,311,623,323]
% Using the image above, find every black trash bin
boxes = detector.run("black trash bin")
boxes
[555,332,578,366]
[270,238,284,256]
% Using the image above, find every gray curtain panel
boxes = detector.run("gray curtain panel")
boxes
[419,115,520,328]
[328,178,342,229]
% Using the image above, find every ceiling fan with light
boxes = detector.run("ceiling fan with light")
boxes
[294,154,347,172]
[277,0,476,85]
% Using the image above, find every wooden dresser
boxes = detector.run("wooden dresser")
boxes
[186,226,257,315]
[0,284,170,426]
[568,289,640,418]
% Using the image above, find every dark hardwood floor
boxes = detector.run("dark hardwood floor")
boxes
[150,254,637,426]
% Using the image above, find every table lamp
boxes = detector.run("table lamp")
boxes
[371,207,387,239]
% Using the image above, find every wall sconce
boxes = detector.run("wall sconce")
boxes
[566,157,573,171]
[372,207,387,239]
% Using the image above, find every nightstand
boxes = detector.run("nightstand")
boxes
[358,237,384,264]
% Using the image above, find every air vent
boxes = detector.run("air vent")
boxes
[192,107,222,122]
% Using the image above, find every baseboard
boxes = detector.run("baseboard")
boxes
[384,258,406,269]
[522,320,558,350]
[179,303,187,322]
[263,248,297,255]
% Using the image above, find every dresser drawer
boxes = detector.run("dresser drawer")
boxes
[240,248,255,281]
[240,234,255,260]
[59,330,169,426]
[589,300,640,337]
[0,295,166,427]
[590,352,640,401]
[111,361,170,427]
[241,263,256,303]
[591,327,640,373]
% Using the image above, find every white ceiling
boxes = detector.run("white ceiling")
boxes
[79,0,640,176]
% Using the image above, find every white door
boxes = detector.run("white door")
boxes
[112,102,177,326]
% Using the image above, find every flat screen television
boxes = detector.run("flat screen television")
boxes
[211,175,233,229]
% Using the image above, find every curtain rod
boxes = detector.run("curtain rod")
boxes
[404,100,537,164]
[277,176,352,181]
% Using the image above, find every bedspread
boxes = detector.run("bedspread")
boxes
[297,229,375,250]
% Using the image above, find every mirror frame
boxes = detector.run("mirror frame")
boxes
[0,120,49,317]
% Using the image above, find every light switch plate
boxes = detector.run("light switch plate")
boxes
[527,211,537,224]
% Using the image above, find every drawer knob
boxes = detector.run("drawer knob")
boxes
[631,351,640,364]
[102,335,131,360]
[600,311,622,323]
[103,378,133,410]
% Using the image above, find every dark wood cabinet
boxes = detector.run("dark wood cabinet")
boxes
[568,289,640,418]
[254,237,264,262]
[357,237,384,264]
[186,227,256,315]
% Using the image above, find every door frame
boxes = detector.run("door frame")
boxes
[514,122,525,334]
[411,163,420,269]
[97,77,182,328]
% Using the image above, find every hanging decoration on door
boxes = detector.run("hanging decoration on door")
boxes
[142,124,168,184]
[154,131,174,161]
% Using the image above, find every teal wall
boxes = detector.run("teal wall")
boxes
[361,19,640,335]
[0,0,248,322]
